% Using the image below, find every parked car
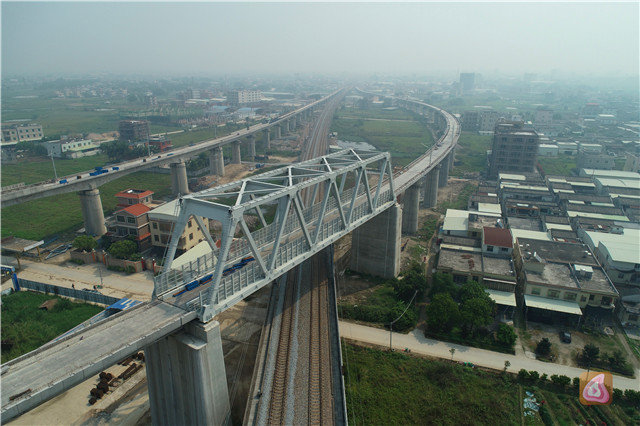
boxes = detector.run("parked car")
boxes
[560,331,571,343]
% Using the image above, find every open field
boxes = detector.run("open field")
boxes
[1,291,104,363]
[1,171,171,240]
[538,155,578,176]
[343,343,521,425]
[1,154,111,187]
[331,106,433,166]
[343,342,640,425]
[449,132,492,177]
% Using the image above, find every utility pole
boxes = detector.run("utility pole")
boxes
[50,152,58,180]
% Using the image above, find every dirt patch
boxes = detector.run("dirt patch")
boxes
[437,178,474,205]
[338,273,382,303]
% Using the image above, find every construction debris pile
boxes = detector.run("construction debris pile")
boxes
[88,351,145,405]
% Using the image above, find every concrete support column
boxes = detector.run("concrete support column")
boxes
[423,165,440,208]
[170,161,189,196]
[276,126,282,139]
[216,147,225,177]
[401,182,421,234]
[265,129,271,150]
[285,120,290,133]
[232,141,241,164]
[78,188,107,236]
[247,138,256,160]
[350,203,402,279]
[145,320,230,426]
[438,154,450,188]
[208,149,218,176]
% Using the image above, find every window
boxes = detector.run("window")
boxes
[486,245,494,252]
[547,289,560,299]
[117,215,125,222]
[153,222,158,229]
[581,296,587,302]
[127,217,135,224]
[154,235,159,242]
[564,292,577,301]
[589,294,595,301]
[531,287,541,295]
[189,233,194,240]
[601,297,612,306]
[188,220,192,228]
[629,314,639,322]
[500,247,509,252]
[618,273,625,279]
[129,199,134,204]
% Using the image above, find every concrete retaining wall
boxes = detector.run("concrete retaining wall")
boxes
[70,250,162,274]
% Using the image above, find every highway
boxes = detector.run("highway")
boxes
[1,89,344,207]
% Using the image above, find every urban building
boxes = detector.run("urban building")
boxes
[462,108,499,133]
[459,73,477,93]
[109,204,152,251]
[227,90,262,105]
[44,139,99,158]
[1,123,44,143]
[488,122,540,177]
[148,136,172,152]
[119,120,149,142]
[578,227,640,286]
[148,200,211,254]
[115,189,154,210]
[514,238,619,324]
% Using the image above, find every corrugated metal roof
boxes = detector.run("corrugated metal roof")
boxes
[486,289,517,307]
[525,294,582,315]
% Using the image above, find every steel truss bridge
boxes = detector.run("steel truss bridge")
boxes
[154,148,396,322]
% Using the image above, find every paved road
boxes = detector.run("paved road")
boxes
[2,257,154,300]
[338,320,640,392]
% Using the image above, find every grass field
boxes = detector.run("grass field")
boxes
[538,155,578,176]
[331,106,433,167]
[343,343,521,425]
[1,291,103,363]
[435,182,478,214]
[343,343,640,425]
[449,132,492,177]
[1,154,111,187]
[1,171,172,240]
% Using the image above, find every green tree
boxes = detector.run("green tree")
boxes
[425,293,460,333]
[389,302,417,332]
[107,240,138,260]
[580,344,600,368]
[496,324,517,348]
[73,235,97,251]
[528,370,540,382]
[535,338,552,357]
[607,349,627,370]
[429,273,456,298]
[459,295,494,336]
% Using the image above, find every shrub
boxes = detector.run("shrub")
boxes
[73,235,97,251]
[496,324,517,349]
[551,374,571,388]
[528,370,540,382]
[107,240,137,260]
[69,258,84,265]
[613,388,623,401]
[624,389,640,405]
[518,369,529,382]
[539,405,554,426]
[540,373,548,382]
[535,338,552,357]
[572,377,580,389]
[579,343,600,367]
[125,265,136,274]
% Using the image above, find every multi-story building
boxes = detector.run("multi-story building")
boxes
[119,120,149,142]
[114,189,154,210]
[109,204,152,251]
[227,90,262,105]
[489,122,540,178]
[578,227,640,286]
[44,139,99,158]
[514,238,619,324]
[148,200,211,254]
[459,73,477,93]
[1,123,44,143]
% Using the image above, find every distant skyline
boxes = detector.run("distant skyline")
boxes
[2,2,638,77]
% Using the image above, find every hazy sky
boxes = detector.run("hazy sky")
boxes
[2,2,638,76]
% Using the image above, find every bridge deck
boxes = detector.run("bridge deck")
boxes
[1,300,196,422]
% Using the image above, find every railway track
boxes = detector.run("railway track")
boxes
[267,271,297,424]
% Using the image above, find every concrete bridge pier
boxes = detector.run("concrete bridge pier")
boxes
[170,161,189,196]
[265,129,271,150]
[247,138,256,160]
[438,154,450,188]
[232,141,241,164]
[423,165,440,208]
[78,188,107,236]
[209,147,225,176]
[350,203,401,278]
[276,126,282,139]
[401,182,421,234]
[285,120,290,134]
[145,320,230,426]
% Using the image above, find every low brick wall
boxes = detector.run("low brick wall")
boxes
[70,250,162,274]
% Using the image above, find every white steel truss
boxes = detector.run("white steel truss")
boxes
[154,148,395,322]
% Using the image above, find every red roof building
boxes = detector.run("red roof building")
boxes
[482,227,513,255]
[109,203,152,251]
[115,189,154,210]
